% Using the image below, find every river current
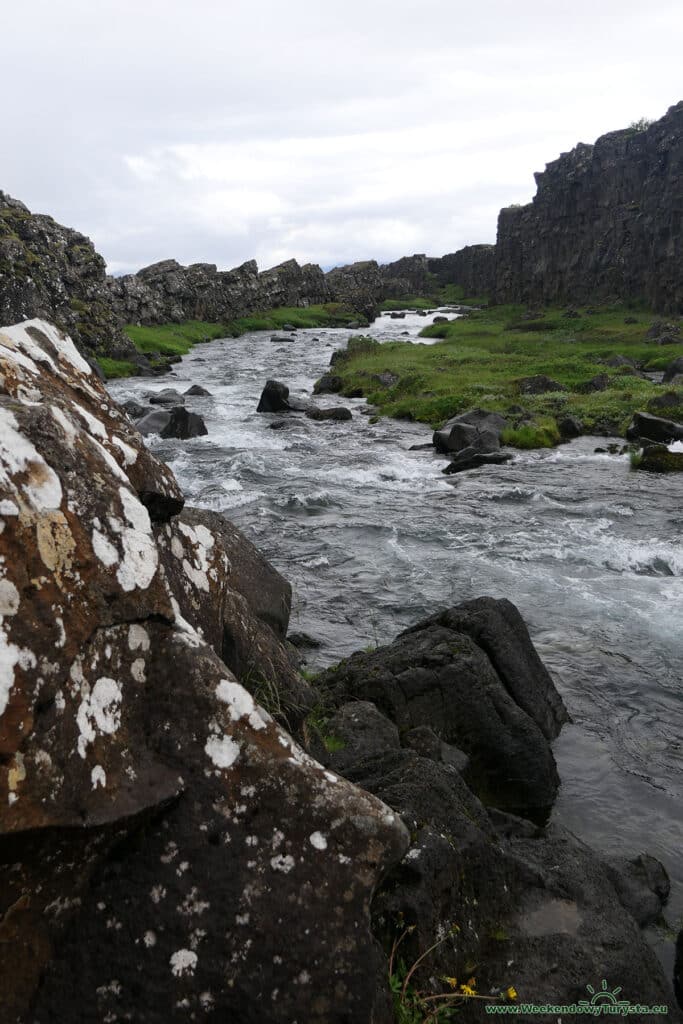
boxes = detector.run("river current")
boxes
[109,310,683,967]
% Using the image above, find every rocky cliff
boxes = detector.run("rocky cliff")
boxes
[428,244,496,296]
[0,192,135,361]
[493,101,683,310]
[109,256,333,325]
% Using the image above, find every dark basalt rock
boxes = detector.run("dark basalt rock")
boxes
[184,384,212,396]
[313,373,344,394]
[493,102,683,313]
[305,406,353,421]
[137,406,208,439]
[557,414,583,438]
[433,408,508,455]
[577,371,610,393]
[149,387,185,405]
[122,398,147,420]
[626,411,683,444]
[518,374,566,395]
[317,597,567,819]
[256,379,291,412]
[604,853,671,926]
[443,449,512,473]
[663,356,683,383]
[636,444,683,473]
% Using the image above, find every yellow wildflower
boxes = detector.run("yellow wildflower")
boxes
[506,986,518,1001]
[460,980,476,997]
[443,977,458,990]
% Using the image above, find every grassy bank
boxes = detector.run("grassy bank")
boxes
[329,304,683,447]
[380,286,487,312]
[104,304,367,379]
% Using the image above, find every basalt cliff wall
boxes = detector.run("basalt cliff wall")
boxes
[493,100,683,311]
[436,102,683,311]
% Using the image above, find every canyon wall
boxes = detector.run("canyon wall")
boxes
[493,100,683,311]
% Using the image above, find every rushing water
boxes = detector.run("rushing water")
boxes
[109,309,683,969]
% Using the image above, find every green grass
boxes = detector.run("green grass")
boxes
[103,303,368,379]
[124,319,229,356]
[328,303,683,446]
[98,356,139,378]
[381,297,436,311]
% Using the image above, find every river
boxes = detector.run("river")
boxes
[109,308,683,971]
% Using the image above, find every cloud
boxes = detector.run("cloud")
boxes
[3,0,682,274]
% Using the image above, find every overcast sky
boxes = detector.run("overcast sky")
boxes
[4,0,682,276]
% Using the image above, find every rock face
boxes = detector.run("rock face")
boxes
[0,192,134,360]
[428,245,496,296]
[317,597,568,820]
[0,319,409,1023]
[109,257,333,327]
[311,604,680,1019]
[493,102,683,311]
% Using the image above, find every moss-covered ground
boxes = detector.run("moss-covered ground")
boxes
[329,303,683,448]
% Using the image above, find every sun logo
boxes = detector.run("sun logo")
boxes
[579,979,630,1009]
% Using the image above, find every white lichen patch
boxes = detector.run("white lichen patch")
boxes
[0,407,63,511]
[6,319,92,376]
[131,658,146,683]
[91,765,107,789]
[112,436,138,466]
[215,678,265,731]
[309,831,328,851]
[92,528,118,568]
[270,854,295,874]
[50,405,77,444]
[116,487,158,592]
[0,633,37,716]
[205,733,240,770]
[143,930,157,947]
[128,624,150,652]
[0,578,20,616]
[73,401,107,439]
[76,677,123,758]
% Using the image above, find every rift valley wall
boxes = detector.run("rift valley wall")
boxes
[493,100,683,311]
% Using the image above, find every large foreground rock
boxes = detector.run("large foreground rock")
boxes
[309,694,680,1018]
[0,320,409,1023]
[317,597,568,820]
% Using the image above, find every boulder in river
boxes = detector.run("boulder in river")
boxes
[256,379,292,412]
[306,406,353,422]
[148,387,186,405]
[136,405,208,439]
[626,411,683,444]
[184,384,212,396]
[635,444,683,473]
[313,373,344,394]
[317,597,567,820]
[443,449,512,473]
[433,408,508,454]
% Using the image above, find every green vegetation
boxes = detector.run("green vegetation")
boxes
[329,304,683,448]
[102,303,368,379]
[124,319,229,356]
[381,297,435,311]
[98,356,138,378]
